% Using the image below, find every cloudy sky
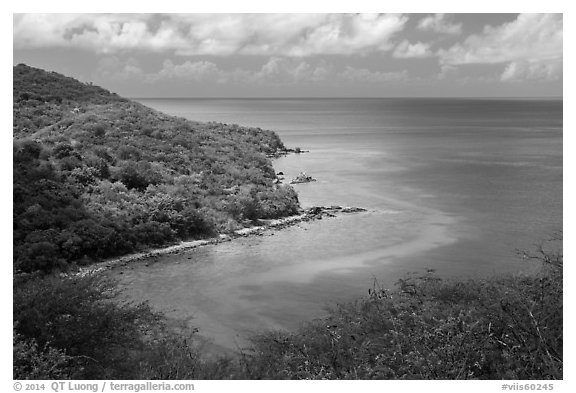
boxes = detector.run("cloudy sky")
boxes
[13,13,563,97]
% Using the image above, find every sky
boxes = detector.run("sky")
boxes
[12,13,563,98]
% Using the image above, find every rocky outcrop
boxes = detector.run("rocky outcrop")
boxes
[290,172,316,184]
[266,147,310,159]
[304,205,367,219]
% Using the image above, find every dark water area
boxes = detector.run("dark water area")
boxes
[116,98,562,351]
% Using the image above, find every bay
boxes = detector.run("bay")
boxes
[115,98,562,352]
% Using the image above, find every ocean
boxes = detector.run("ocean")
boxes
[116,98,562,351]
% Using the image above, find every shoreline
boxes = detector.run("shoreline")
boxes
[78,205,367,277]
[111,205,458,355]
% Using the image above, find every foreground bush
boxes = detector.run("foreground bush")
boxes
[241,248,562,379]
[14,274,162,379]
[13,332,71,380]
[14,242,562,380]
[13,273,240,380]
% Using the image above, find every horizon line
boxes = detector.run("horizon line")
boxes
[130,96,563,100]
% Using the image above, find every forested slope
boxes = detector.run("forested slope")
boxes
[13,64,299,273]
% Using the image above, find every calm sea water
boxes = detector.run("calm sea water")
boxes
[117,98,562,352]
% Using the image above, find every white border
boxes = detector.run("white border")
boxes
[3,2,572,390]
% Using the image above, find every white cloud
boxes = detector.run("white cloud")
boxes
[393,40,432,58]
[98,56,409,87]
[155,59,222,82]
[14,14,157,54]
[14,13,408,57]
[254,57,332,84]
[417,14,462,35]
[501,60,562,82]
[285,13,407,56]
[439,14,562,65]
[438,14,562,81]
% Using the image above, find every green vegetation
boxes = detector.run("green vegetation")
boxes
[13,273,195,379]
[14,243,562,380]
[13,64,299,273]
[12,64,562,380]
[244,262,562,379]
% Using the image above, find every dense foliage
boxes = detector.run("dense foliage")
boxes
[242,249,562,380]
[13,63,125,137]
[14,248,562,380]
[14,274,171,379]
[13,64,299,273]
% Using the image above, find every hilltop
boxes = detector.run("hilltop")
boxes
[13,64,300,273]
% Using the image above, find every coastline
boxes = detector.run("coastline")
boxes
[78,205,368,277]
[111,205,459,354]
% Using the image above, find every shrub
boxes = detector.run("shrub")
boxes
[137,334,241,380]
[91,122,107,137]
[12,272,230,380]
[15,241,67,273]
[52,143,77,159]
[141,125,154,137]
[70,167,98,186]
[58,155,83,171]
[257,185,299,219]
[117,161,151,191]
[14,140,43,164]
[84,157,110,179]
[117,146,141,161]
[13,274,159,379]
[241,254,563,380]
[92,146,114,163]
[13,332,71,380]
[132,221,176,246]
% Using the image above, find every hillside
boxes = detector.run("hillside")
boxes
[13,64,300,273]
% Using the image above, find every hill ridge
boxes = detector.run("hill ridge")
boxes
[13,64,300,273]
